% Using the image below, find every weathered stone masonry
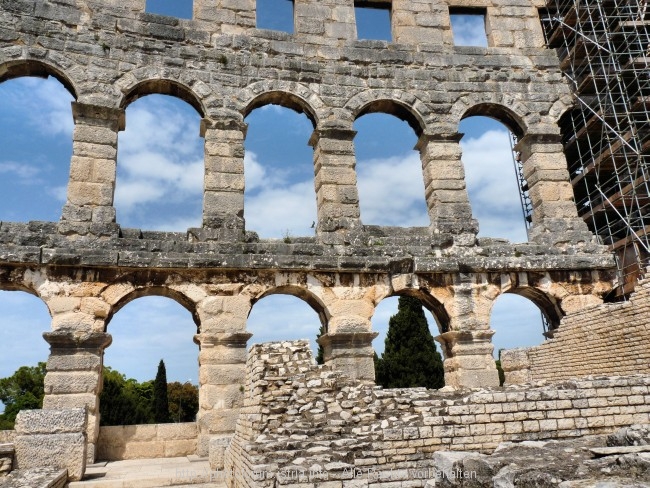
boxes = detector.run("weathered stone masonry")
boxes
[0,0,647,469]
[224,341,650,488]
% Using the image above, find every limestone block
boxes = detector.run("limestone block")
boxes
[14,433,86,481]
[204,172,245,192]
[164,439,197,457]
[72,141,117,160]
[15,408,87,435]
[200,384,244,410]
[67,181,113,207]
[199,344,248,365]
[209,436,231,470]
[47,297,83,315]
[42,393,98,412]
[198,409,240,434]
[73,125,119,146]
[47,353,102,373]
[157,422,198,441]
[199,364,246,386]
[44,371,101,395]
[203,190,244,217]
[122,441,164,459]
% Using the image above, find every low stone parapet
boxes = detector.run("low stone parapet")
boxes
[13,408,87,482]
[96,422,198,461]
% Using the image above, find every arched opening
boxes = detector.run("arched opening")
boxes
[0,289,50,430]
[459,113,530,242]
[354,103,429,227]
[115,93,204,231]
[243,96,317,238]
[101,295,199,426]
[372,294,446,389]
[247,291,325,359]
[0,71,74,222]
[490,291,556,383]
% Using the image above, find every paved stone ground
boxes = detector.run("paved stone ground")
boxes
[67,456,226,488]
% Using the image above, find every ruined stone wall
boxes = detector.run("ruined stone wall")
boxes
[502,277,650,384]
[224,341,650,488]
[96,422,198,461]
[0,0,632,466]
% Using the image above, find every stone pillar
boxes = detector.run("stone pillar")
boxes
[392,0,453,46]
[42,331,112,463]
[435,276,500,388]
[321,295,377,381]
[317,332,378,382]
[311,128,362,239]
[485,6,546,49]
[193,0,255,35]
[435,330,499,388]
[294,0,356,41]
[194,294,252,456]
[516,133,593,246]
[418,133,478,244]
[60,102,124,237]
[194,332,251,457]
[200,118,247,240]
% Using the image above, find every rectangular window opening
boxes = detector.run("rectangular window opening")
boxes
[355,1,392,42]
[256,0,295,34]
[145,0,193,19]
[449,7,488,47]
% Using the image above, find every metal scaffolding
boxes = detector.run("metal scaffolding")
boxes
[541,0,650,298]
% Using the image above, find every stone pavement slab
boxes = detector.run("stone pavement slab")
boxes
[67,456,226,488]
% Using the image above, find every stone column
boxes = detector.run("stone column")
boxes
[321,295,377,381]
[418,133,478,244]
[195,295,252,456]
[435,330,499,388]
[392,0,453,46]
[42,330,112,463]
[193,0,255,35]
[435,276,500,389]
[60,102,124,237]
[294,0,356,41]
[311,128,362,239]
[201,118,247,240]
[317,331,378,382]
[516,133,593,246]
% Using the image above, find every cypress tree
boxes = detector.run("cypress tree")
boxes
[375,296,445,389]
[153,359,171,423]
[315,324,325,365]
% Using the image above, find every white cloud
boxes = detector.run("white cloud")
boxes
[115,95,204,230]
[4,77,74,137]
[357,152,430,227]
[0,162,41,180]
[461,129,529,243]
[451,14,489,47]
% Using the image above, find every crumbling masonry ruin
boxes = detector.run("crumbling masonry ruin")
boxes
[0,0,649,485]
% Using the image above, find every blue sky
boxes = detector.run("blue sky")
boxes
[0,4,544,401]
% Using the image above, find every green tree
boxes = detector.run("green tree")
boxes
[153,360,171,423]
[0,362,47,430]
[375,296,444,389]
[315,324,326,365]
[167,382,199,422]
[99,367,153,426]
